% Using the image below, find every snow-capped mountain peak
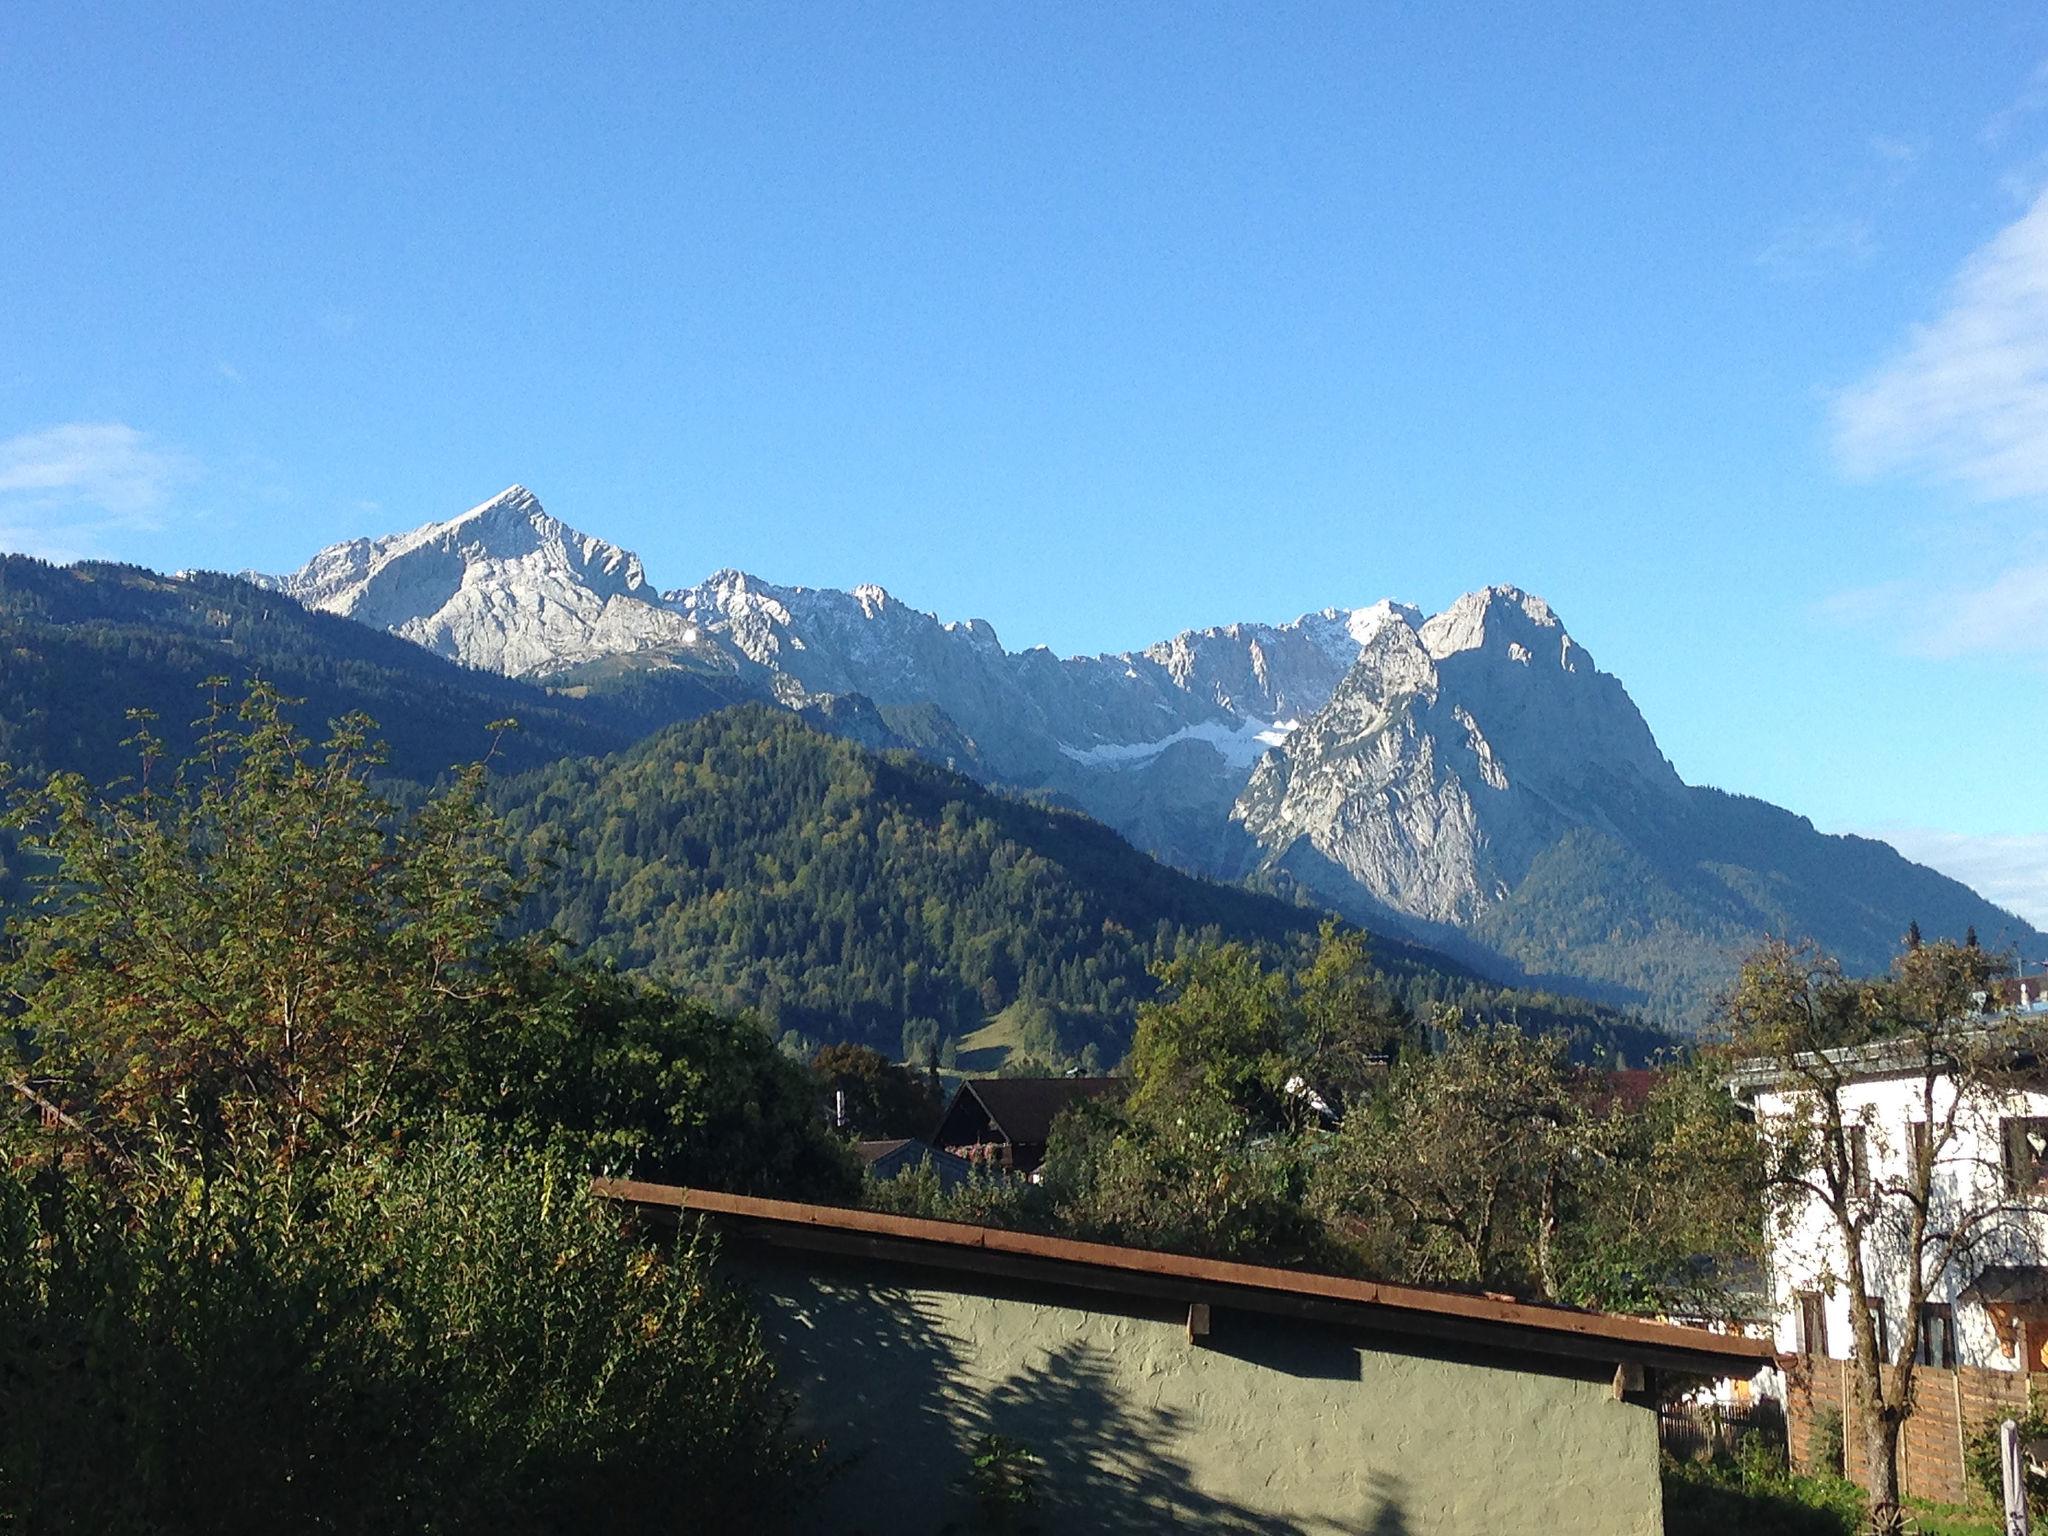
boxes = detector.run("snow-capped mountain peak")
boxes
[241,485,2042,1029]
[256,485,681,676]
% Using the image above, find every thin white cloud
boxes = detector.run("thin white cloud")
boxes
[1930,561,2048,655]
[1819,563,2048,660]
[0,421,198,559]
[1755,216,1875,284]
[1985,58,2048,147]
[1999,150,2048,209]
[1869,134,1923,176]
[1873,827,2048,934]
[1833,187,2048,500]
[0,421,193,516]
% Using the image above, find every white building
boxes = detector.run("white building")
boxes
[1731,1005,2048,1378]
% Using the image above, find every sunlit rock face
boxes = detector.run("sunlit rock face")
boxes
[259,490,2043,1029]
[256,486,1424,823]
[252,485,692,677]
[1235,586,1684,925]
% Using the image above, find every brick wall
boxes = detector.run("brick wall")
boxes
[1785,1355,2027,1507]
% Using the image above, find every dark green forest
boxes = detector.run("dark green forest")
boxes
[0,556,628,782]
[497,706,1671,1067]
[0,559,1671,1067]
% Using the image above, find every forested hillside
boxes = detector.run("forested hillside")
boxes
[0,556,629,783]
[0,559,1678,1062]
[1461,794,2035,1032]
[498,706,1669,1066]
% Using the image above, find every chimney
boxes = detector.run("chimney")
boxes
[834,1088,847,1130]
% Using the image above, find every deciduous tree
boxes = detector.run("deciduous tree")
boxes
[3,683,516,1175]
[811,1041,941,1140]
[1730,937,2021,1536]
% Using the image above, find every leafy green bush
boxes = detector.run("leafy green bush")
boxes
[1043,1096,1333,1266]
[0,688,827,1530]
[0,1130,813,1534]
[431,948,862,1201]
[1662,1443,1866,1536]
[864,1156,1045,1228]
[1810,1404,1846,1478]
[1964,1392,2048,1517]
[0,684,858,1202]
[958,1434,1041,1535]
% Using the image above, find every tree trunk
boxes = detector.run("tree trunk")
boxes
[1864,1410,1904,1536]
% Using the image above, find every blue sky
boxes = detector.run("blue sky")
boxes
[4,3,2047,924]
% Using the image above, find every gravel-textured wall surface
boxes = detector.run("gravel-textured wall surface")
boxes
[739,1253,1663,1535]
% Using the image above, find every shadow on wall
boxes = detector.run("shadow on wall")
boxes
[752,1269,1411,1536]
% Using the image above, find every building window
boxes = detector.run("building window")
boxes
[2002,1118,2048,1195]
[1868,1300,1890,1363]
[1798,1290,1829,1357]
[1848,1125,1871,1198]
[1917,1303,1957,1369]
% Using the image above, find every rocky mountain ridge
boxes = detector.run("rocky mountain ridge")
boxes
[256,486,1384,792]
[252,487,2045,1027]
[1238,586,1686,926]
[247,486,693,676]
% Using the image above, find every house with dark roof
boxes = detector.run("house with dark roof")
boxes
[931,1076,1124,1174]
[854,1137,974,1191]
[598,1181,1773,1534]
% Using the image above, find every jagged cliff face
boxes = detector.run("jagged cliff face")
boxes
[1233,587,1684,925]
[249,486,692,676]
[253,487,2044,1028]
[654,574,1415,784]
[256,487,1391,788]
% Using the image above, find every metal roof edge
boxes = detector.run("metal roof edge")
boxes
[594,1179,1776,1374]
[1725,1013,2048,1098]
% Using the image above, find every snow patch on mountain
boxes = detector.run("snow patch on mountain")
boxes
[1058,715,1299,771]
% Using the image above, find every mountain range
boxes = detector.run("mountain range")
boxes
[491,703,1659,1068]
[223,483,2041,1028]
[0,552,631,783]
[0,552,1650,1070]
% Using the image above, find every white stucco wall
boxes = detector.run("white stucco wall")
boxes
[1752,1069,2048,1371]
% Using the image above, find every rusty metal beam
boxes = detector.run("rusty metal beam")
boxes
[594,1180,1775,1379]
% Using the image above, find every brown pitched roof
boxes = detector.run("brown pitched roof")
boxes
[595,1181,1775,1379]
[943,1076,1124,1147]
[1583,1067,1663,1115]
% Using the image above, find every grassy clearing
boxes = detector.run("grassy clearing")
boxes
[1904,1497,2001,1535]
[954,1015,1017,1073]
[955,1002,1074,1076]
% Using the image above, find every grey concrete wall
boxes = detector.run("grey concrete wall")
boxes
[738,1253,1664,1535]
